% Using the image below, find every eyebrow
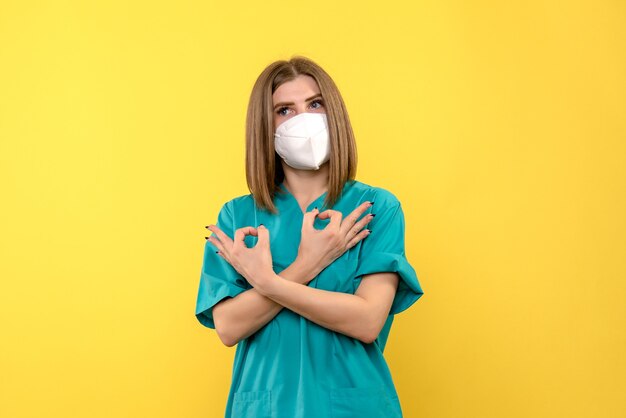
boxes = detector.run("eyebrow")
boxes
[273,94,323,110]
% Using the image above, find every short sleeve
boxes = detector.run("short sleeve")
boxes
[354,202,424,315]
[195,200,250,329]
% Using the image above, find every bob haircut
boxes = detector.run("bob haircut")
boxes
[245,55,357,214]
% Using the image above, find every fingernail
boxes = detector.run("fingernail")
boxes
[205,237,209,240]
[259,223,264,228]
[215,250,219,253]
[314,206,317,210]
[370,201,375,205]
[205,226,209,229]
[371,213,376,217]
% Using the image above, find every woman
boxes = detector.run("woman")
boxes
[195,56,424,418]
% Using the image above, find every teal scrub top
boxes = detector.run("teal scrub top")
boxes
[195,179,424,418]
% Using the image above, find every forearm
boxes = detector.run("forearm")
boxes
[259,274,376,344]
[213,259,321,346]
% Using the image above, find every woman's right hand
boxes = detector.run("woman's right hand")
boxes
[295,201,374,283]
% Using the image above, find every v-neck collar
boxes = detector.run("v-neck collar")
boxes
[278,181,329,216]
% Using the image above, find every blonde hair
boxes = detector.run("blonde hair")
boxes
[245,55,358,214]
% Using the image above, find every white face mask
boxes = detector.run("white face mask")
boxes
[274,112,330,170]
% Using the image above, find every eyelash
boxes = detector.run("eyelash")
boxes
[276,99,324,116]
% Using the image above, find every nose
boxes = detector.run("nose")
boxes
[294,105,308,115]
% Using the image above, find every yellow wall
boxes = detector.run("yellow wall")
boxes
[1,1,624,417]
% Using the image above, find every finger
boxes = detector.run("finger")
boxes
[256,224,270,248]
[339,201,373,235]
[301,208,319,232]
[207,236,233,264]
[343,216,367,241]
[346,228,371,249]
[215,249,235,266]
[348,213,375,237]
[316,209,342,229]
[233,226,258,246]
[207,224,233,246]
[206,235,225,253]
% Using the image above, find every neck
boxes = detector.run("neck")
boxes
[281,162,329,199]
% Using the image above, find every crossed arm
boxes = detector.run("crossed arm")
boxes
[212,257,399,347]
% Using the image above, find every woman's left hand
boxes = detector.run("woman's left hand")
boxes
[207,224,276,292]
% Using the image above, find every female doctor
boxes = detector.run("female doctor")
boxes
[196,55,424,418]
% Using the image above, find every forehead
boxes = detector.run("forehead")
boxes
[272,75,320,102]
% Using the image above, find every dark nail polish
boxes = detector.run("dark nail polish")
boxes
[215,250,219,253]
[205,237,209,240]
[205,226,209,229]
[370,201,374,205]
[371,213,376,217]
[314,206,317,210]
[260,223,264,226]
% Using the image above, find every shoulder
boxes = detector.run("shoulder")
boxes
[347,179,402,208]
[218,192,255,214]
[214,193,256,231]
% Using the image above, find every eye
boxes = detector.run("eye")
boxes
[276,107,289,116]
[310,99,324,109]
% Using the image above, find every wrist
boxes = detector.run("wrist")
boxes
[257,271,280,296]
[292,256,322,284]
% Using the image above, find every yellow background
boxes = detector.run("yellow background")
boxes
[1,1,624,417]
